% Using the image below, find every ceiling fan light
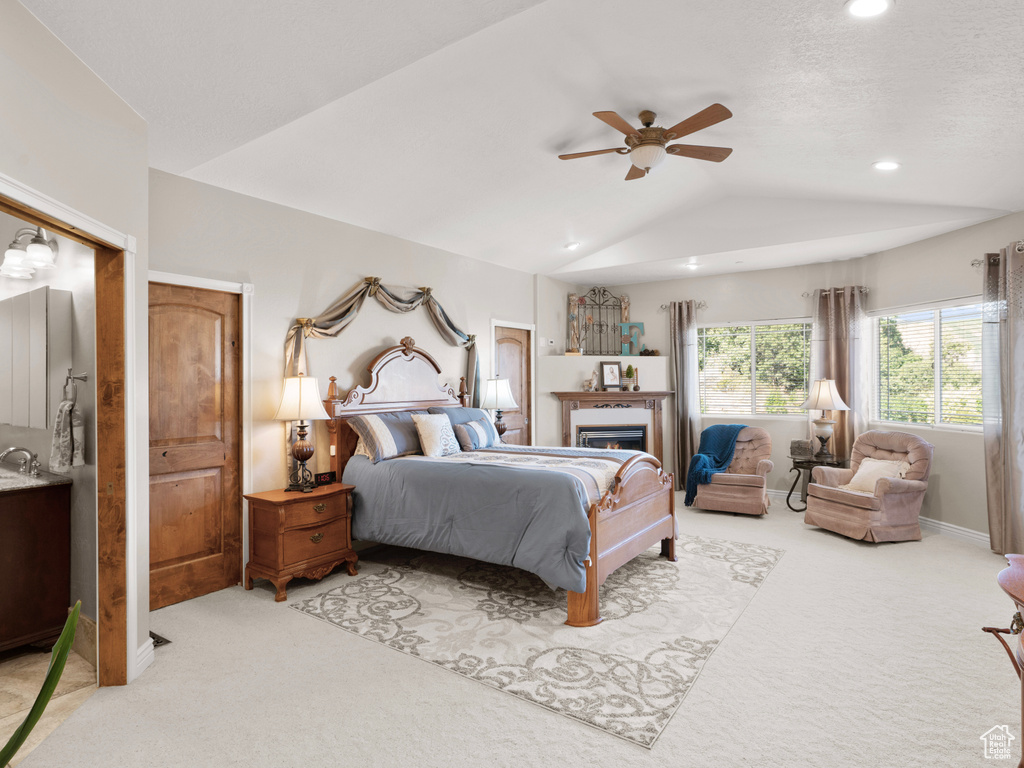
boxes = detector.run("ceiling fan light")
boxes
[845,0,892,17]
[630,144,666,171]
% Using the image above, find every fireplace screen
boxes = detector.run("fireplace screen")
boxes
[576,424,647,452]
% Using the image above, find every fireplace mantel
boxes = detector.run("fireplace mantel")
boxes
[553,390,672,464]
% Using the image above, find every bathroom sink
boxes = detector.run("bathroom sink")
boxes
[0,465,64,492]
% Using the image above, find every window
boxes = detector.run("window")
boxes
[698,322,811,415]
[875,303,982,426]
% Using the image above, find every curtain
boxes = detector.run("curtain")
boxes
[669,301,701,491]
[983,243,1024,555]
[809,286,869,460]
[283,277,480,406]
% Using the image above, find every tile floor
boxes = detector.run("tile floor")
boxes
[0,648,97,766]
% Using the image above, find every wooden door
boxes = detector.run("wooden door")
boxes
[494,326,532,445]
[149,282,241,610]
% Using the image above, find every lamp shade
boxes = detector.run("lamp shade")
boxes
[799,379,850,411]
[479,377,518,410]
[274,375,331,421]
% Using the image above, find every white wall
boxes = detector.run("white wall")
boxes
[1,0,150,666]
[148,169,536,492]
[569,211,1024,536]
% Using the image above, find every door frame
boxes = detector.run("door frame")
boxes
[0,170,144,684]
[148,271,254,569]
[490,319,536,446]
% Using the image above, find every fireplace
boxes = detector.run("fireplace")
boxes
[576,424,647,452]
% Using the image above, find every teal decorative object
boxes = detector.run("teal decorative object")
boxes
[620,322,645,355]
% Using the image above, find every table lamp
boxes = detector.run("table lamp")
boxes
[799,379,849,460]
[275,373,332,492]
[479,377,518,437]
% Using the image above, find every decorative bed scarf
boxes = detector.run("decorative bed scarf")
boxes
[684,424,747,507]
[49,400,85,474]
[283,277,480,407]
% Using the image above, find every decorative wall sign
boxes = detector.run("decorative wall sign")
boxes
[620,322,645,355]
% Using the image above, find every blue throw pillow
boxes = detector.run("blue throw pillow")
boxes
[427,406,492,426]
[347,412,424,463]
[453,416,500,451]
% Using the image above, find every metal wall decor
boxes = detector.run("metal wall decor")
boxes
[567,288,629,355]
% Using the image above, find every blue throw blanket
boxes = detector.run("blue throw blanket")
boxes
[684,424,748,507]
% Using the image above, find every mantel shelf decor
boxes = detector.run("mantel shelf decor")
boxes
[283,276,480,406]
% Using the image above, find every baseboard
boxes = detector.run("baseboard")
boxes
[70,608,98,669]
[919,516,990,548]
[133,637,155,680]
[767,491,990,548]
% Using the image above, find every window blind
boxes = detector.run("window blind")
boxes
[875,303,982,426]
[698,323,810,415]
[939,304,983,425]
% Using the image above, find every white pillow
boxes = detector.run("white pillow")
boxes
[411,413,461,458]
[840,457,910,494]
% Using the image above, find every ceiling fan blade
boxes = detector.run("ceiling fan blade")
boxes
[666,144,734,162]
[663,104,733,141]
[625,164,647,181]
[558,148,625,160]
[593,111,640,136]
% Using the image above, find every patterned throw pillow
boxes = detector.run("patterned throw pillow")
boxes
[411,413,461,458]
[453,416,500,451]
[346,412,424,463]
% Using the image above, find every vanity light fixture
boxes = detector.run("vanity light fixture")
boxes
[872,160,901,171]
[3,227,57,277]
[845,0,893,17]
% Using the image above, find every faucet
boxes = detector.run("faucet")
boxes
[0,447,40,476]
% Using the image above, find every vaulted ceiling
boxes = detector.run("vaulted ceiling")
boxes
[20,0,1024,283]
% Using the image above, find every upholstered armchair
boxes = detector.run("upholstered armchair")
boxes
[693,427,774,515]
[804,430,934,542]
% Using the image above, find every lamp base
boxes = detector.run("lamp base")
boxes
[285,461,316,493]
[494,409,507,438]
[813,435,834,461]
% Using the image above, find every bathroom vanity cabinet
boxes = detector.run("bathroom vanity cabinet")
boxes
[0,472,72,651]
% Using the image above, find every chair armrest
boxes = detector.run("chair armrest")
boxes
[811,466,854,487]
[756,459,773,478]
[875,477,928,496]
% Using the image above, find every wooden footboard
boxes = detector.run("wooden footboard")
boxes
[566,454,676,627]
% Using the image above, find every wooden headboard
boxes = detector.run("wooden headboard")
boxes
[323,336,468,477]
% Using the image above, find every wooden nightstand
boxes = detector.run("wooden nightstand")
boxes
[243,484,358,602]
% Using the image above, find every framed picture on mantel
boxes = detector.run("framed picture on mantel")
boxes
[600,361,622,391]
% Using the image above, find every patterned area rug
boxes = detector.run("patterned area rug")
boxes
[291,535,783,748]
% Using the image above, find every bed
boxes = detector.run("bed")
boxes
[323,337,677,627]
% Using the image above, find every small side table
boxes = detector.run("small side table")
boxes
[786,455,845,512]
[243,484,358,602]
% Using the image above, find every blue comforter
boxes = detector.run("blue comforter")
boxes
[343,447,638,592]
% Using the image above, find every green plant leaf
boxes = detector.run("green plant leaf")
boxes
[0,601,80,766]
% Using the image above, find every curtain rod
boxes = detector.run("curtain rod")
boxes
[801,287,870,298]
[659,300,708,311]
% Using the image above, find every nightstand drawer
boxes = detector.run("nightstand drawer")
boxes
[283,517,350,565]
[285,495,346,528]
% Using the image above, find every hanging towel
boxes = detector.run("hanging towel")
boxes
[684,424,747,507]
[49,400,85,474]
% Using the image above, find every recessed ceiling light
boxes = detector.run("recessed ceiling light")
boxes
[564,242,580,251]
[873,160,901,171]
[685,263,699,271]
[845,0,893,18]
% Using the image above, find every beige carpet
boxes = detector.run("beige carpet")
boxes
[15,501,1022,767]
[292,536,783,747]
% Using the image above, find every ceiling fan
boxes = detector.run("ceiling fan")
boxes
[558,104,733,181]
